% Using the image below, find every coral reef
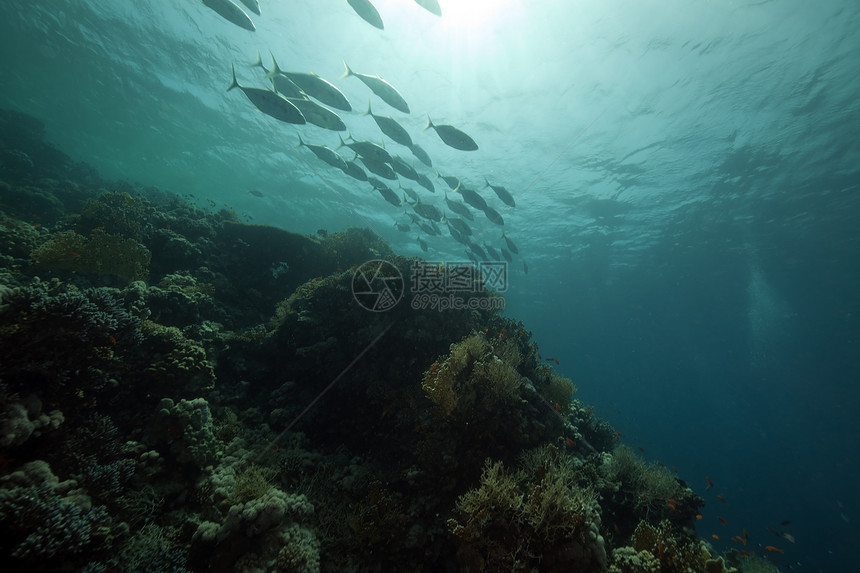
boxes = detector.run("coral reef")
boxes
[0,109,752,572]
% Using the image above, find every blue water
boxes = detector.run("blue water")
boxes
[1,0,858,570]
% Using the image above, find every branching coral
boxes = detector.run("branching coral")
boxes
[449,448,606,572]
[632,520,712,573]
[0,461,118,565]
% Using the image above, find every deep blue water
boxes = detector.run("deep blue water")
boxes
[1,0,858,570]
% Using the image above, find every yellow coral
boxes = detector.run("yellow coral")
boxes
[541,372,577,415]
[472,356,521,402]
[31,229,150,282]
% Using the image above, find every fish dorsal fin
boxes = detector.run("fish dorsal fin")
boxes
[340,60,353,80]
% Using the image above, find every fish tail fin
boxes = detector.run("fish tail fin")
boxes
[484,177,491,188]
[452,182,461,193]
[251,51,268,74]
[424,115,434,131]
[228,64,239,91]
[296,135,305,148]
[363,101,372,117]
[336,135,346,150]
[340,60,352,80]
[265,51,281,79]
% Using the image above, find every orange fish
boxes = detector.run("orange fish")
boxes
[108,335,117,345]
[672,466,678,472]
[696,514,703,520]
[657,540,664,558]
[68,251,81,258]
[711,534,719,540]
[706,476,714,490]
[764,546,784,554]
[717,516,727,525]
[743,528,748,540]
[737,536,747,546]
[717,495,728,505]
[564,436,576,448]
[740,550,753,558]
[666,498,679,505]
[637,446,645,452]
[667,502,677,512]
[554,402,561,412]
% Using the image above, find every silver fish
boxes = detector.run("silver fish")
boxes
[390,156,420,181]
[444,192,473,220]
[501,248,512,262]
[482,204,504,226]
[437,172,460,190]
[412,201,442,222]
[262,54,307,99]
[502,231,519,254]
[296,136,347,171]
[416,173,435,193]
[415,219,437,236]
[286,97,346,131]
[228,65,305,124]
[347,0,384,30]
[447,217,472,236]
[359,156,397,180]
[484,244,500,261]
[417,236,428,252]
[342,61,410,113]
[370,180,402,206]
[414,0,442,16]
[447,221,466,245]
[364,102,413,146]
[270,57,351,111]
[467,241,487,260]
[341,158,368,181]
[522,260,528,275]
[237,0,260,16]
[203,0,255,31]
[401,186,420,203]
[408,143,432,167]
[338,134,392,164]
[485,177,516,207]
[425,116,478,151]
[455,184,488,211]
[395,222,410,232]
